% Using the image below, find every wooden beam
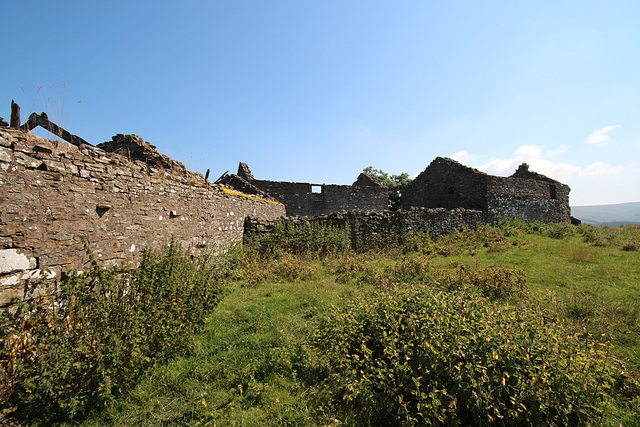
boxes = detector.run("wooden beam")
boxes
[20,112,92,147]
[21,113,39,132]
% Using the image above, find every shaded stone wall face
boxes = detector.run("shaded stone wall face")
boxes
[245,207,489,244]
[252,179,388,217]
[486,177,570,223]
[0,128,285,305]
[402,158,489,211]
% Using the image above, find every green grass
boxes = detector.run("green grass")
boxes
[82,260,351,426]
[5,222,640,425]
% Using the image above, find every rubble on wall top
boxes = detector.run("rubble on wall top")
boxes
[510,162,559,183]
[97,134,188,177]
[353,172,385,187]
[219,173,270,198]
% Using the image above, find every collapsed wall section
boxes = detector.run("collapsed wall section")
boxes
[0,128,285,305]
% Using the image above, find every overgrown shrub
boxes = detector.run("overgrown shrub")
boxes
[0,243,226,422]
[307,286,621,426]
[431,225,511,256]
[545,222,575,239]
[497,216,547,237]
[332,253,378,285]
[244,220,351,258]
[579,224,611,247]
[578,224,640,250]
[446,263,528,301]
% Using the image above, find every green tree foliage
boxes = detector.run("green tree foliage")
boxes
[363,166,412,210]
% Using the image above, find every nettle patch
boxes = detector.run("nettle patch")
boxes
[307,286,623,426]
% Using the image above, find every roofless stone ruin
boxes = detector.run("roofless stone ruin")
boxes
[0,101,573,305]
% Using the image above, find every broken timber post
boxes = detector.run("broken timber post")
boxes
[10,100,20,127]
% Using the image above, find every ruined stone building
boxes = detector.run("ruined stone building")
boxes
[222,158,571,224]
[401,157,571,223]
[221,162,389,217]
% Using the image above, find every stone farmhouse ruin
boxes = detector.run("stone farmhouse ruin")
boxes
[0,102,573,306]
[402,157,571,224]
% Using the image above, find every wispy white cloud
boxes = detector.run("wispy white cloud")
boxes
[586,125,621,146]
[580,162,624,178]
[451,150,475,163]
[473,144,624,181]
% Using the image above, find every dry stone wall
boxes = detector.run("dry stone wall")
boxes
[245,207,490,247]
[0,128,285,306]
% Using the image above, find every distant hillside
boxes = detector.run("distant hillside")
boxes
[571,202,640,226]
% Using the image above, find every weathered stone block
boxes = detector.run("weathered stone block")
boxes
[0,249,37,274]
[0,146,12,163]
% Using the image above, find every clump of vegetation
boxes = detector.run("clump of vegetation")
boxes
[307,286,622,426]
[244,220,351,259]
[0,243,226,422]
[545,221,575,239]
[236,253,321,286]
[497,216,547,237]
[444,263,528,301]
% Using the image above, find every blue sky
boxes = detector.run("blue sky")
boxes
[2,1,639,206]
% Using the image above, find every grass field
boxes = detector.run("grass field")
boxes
[3,222,640,425]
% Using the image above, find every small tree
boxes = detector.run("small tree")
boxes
[363,166,412,210]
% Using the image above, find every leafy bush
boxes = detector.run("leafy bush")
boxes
[308,286,621,426]
[0,243,226,422]
[579,224,611,247]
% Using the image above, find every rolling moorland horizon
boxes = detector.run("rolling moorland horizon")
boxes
[571,201,640,226]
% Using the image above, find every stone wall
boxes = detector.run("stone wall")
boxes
[402,157,489,211]
[0,128,285,306]
[245,207,490,246]
[232,163,389,217]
